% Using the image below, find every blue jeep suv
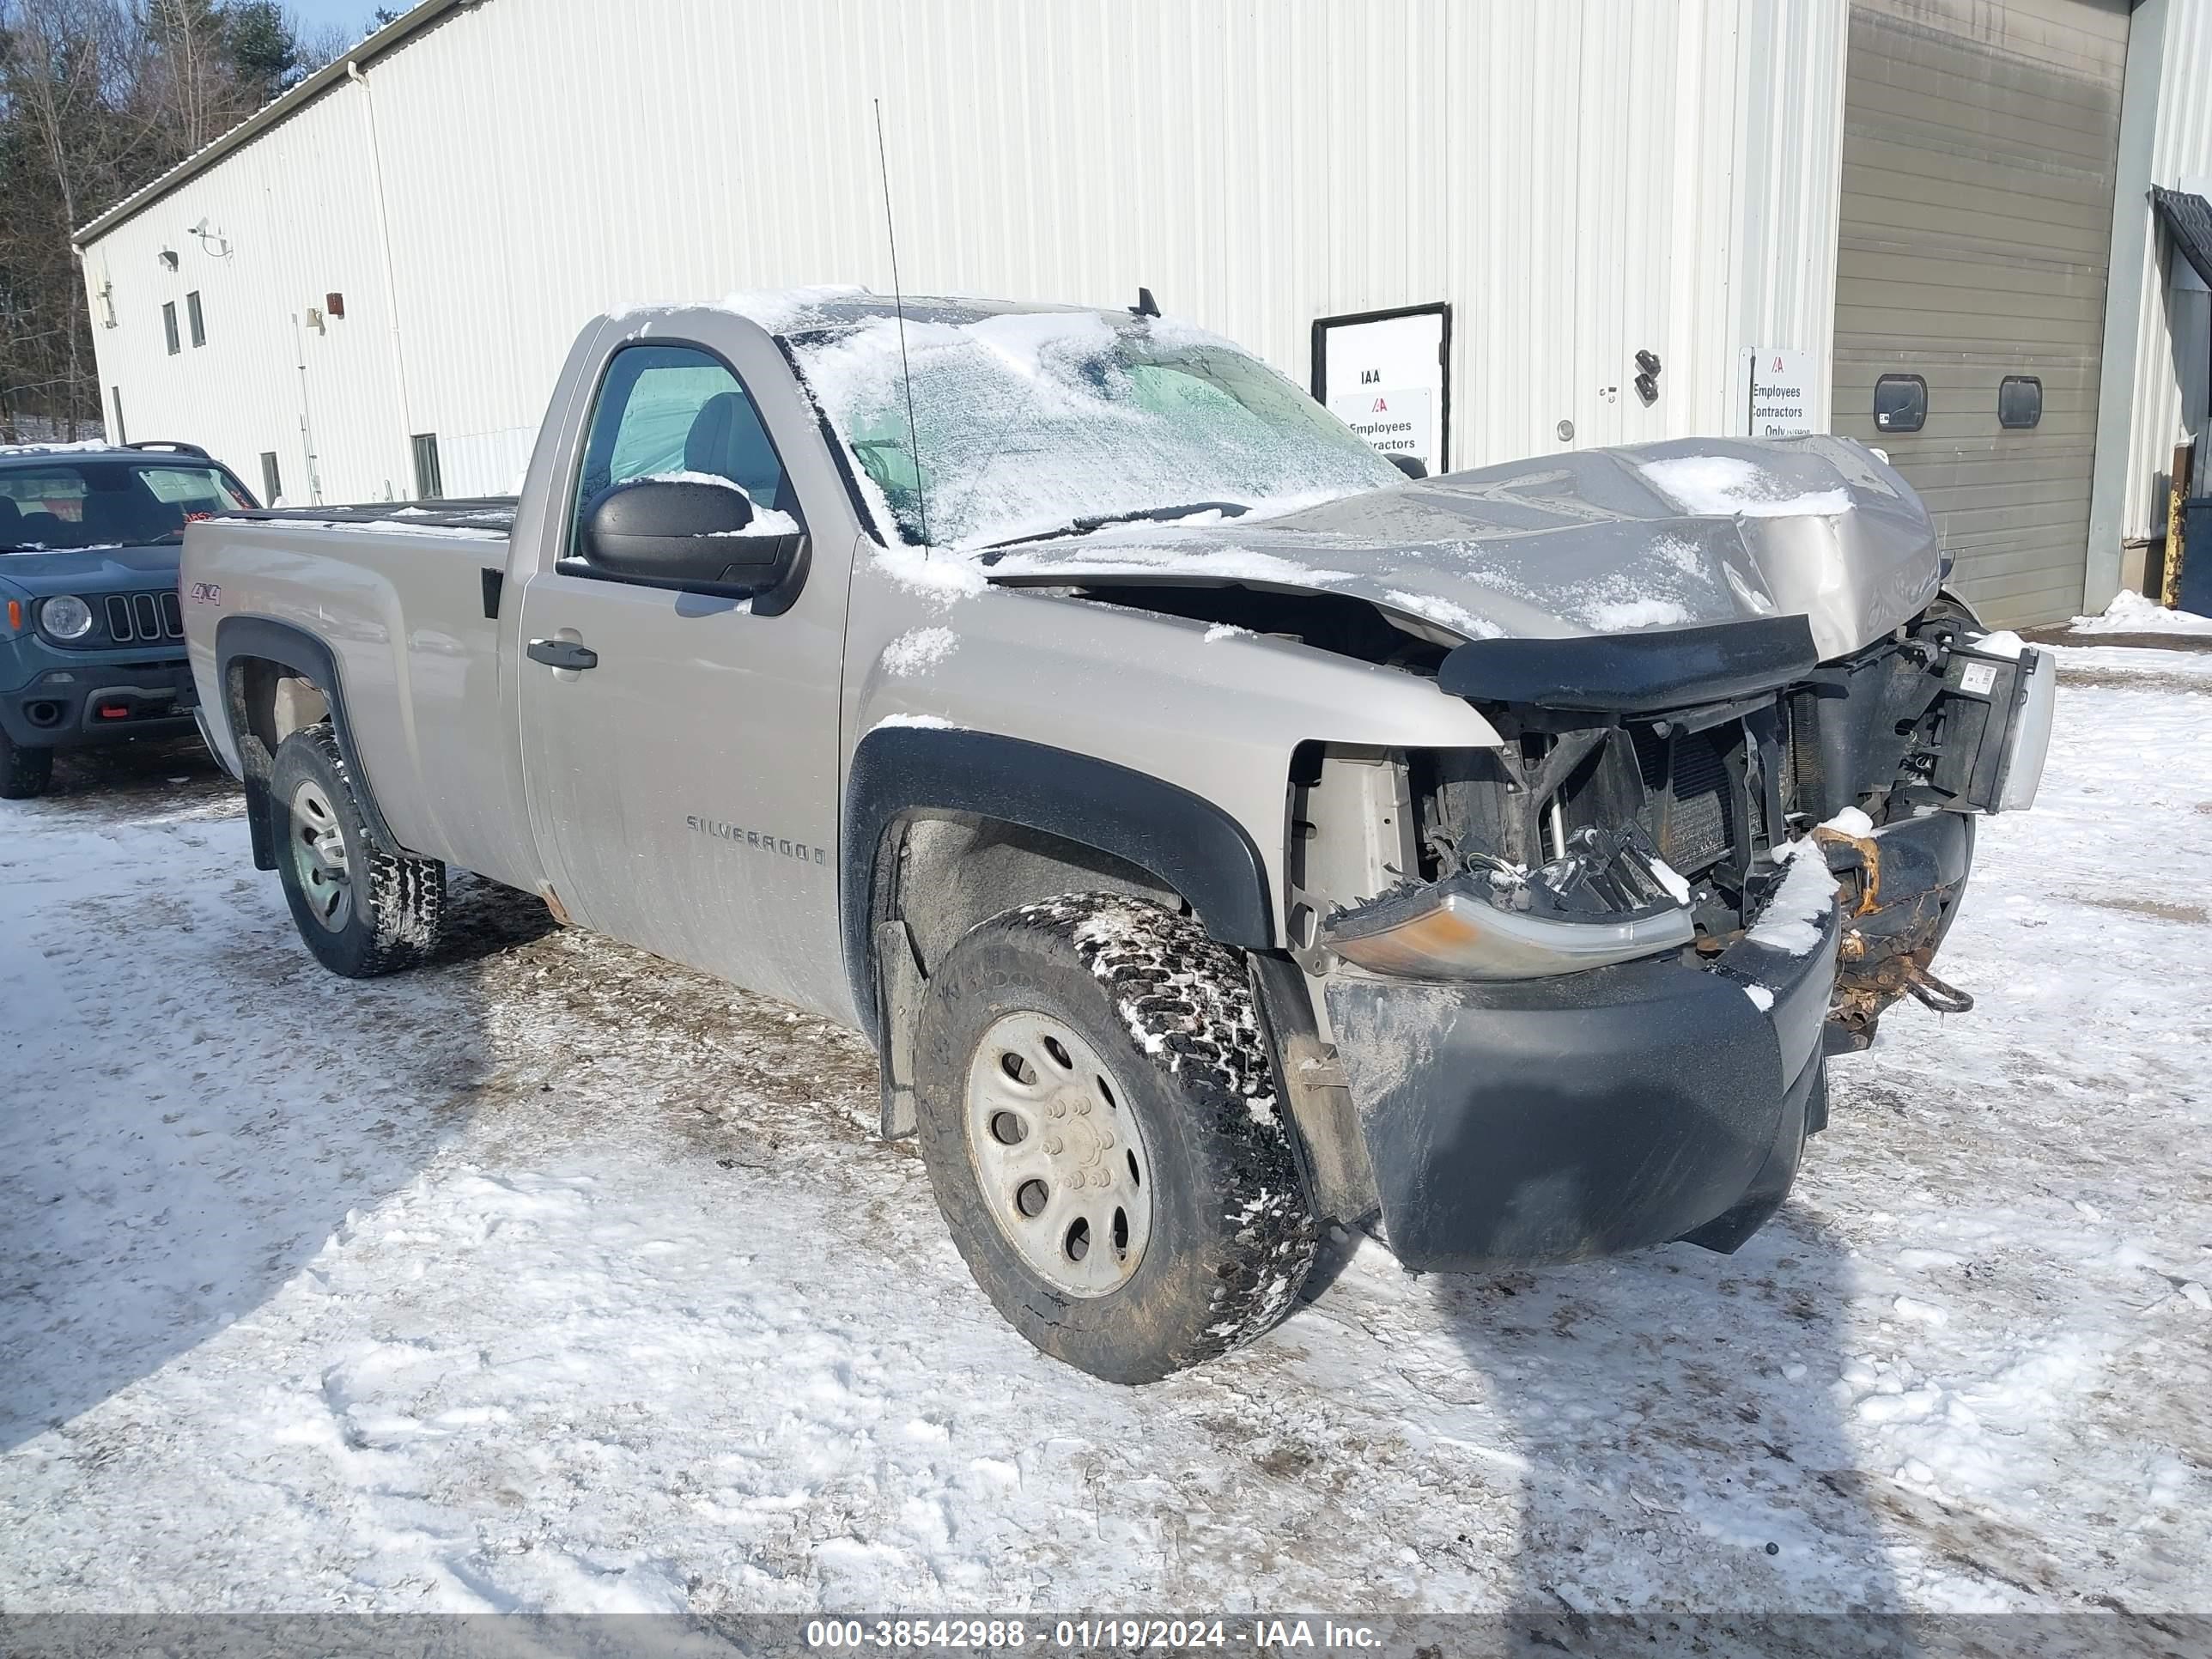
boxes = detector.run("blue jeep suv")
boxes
[0,441,258,798]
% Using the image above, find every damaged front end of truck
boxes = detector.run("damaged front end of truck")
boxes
[984,434,2055,1272]
[1306,596,2054,1269]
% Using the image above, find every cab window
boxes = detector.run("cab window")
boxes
[571,343,794,554]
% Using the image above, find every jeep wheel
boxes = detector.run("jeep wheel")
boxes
[269,724,445,977]
[0,728,53,799]
[913,895,1317,1382]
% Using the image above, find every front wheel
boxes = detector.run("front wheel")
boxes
[0,728,54,799]
[268,724,446,976]
[913,895,1317,1383]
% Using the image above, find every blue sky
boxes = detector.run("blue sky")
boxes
[289,0,388,47]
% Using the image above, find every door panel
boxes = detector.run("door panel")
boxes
[514,323,852,1019]
[516,569,846,1012]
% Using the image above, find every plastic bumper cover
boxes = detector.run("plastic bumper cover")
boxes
[1324,900,1838,1272]
[0,657,198,747]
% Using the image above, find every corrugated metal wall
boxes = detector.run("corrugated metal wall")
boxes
[2119,0,2212,540]
[80,0,1846,507]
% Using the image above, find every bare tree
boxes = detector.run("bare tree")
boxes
[1,0,139,436]
[0,0,312,433]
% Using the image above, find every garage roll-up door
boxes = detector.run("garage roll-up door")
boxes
[1832,0,2129,627]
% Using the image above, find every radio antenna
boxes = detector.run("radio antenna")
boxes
[873,98,930,552]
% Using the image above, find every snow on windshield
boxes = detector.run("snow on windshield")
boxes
[786,311,1401,552]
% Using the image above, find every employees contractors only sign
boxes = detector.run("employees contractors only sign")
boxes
[1742,348,1816,437]
[1312,303,1452,477]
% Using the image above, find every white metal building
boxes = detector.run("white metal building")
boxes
[71,0,2212,626]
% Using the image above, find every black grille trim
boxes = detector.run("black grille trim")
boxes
[96,590,186,644]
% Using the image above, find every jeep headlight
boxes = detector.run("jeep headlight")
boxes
[40,594,94,640]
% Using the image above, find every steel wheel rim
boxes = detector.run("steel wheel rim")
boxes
[963,1009,1153,1298]
[288,779,354,933]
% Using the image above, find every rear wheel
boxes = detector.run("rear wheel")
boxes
[913,894,1317,1382]
[269,724,445,976]
[0,728,53,799]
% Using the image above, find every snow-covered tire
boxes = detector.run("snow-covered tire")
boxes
[268,724,445,977]
[913,894,1317,1383]
[0,728,53,799]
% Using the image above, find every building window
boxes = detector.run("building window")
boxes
[162,301,179,356]
[1873,374,1926,433]
[260,451,282,505]
[410,433,443,500]
[186,290,205,348]
[1998,375,2042,430]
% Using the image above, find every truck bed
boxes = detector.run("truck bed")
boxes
[183,498,535,892]
[225,498,519,537]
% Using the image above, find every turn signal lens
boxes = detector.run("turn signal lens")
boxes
[1322,874,1695,981]
[5,599,19,632]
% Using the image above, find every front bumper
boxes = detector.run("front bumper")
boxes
[0,652,198,749]
[1324,898,1838,1271]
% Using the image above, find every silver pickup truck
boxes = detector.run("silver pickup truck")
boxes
[182,290,2054,1382]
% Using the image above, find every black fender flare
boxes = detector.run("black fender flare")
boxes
[842,725,1276,1042]
[215,615,410,862]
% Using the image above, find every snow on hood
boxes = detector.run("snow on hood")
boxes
[982,435,1942,661]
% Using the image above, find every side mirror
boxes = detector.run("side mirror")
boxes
[580,477,799,592]
[1388,453,1429,480]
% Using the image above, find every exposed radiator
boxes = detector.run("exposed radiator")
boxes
[1632,725,1735,875]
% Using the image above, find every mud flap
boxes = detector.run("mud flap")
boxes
[875,918,926,1139]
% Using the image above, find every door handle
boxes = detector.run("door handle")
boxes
[527,638,599,671]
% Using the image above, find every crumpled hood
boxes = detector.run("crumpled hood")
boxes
[981,435,1941,663]
[0,542,182,600]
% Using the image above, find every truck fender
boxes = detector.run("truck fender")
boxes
[214,615,412,867]
[841,724,1276,1048]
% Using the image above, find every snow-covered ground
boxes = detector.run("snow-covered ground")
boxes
[3,648,2209,1623]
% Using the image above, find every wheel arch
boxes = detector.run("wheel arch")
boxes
[844,726,1275,1026]
[844,726,1279,1133]
[215,615,410,870]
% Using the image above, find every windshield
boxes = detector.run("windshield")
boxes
[787,311,1402,550]
[0,459,253,553]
